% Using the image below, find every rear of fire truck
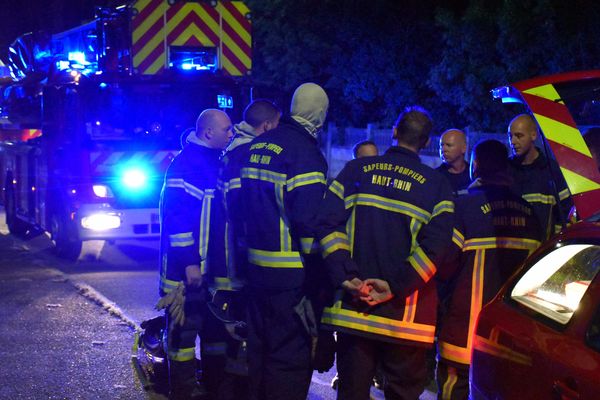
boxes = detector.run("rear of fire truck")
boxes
[0,0,252,259]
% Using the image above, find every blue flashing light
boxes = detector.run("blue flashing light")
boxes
[68,51,87,65]
[56,60,70,71]
[121,168,148,190]
[181,63,194,70]
[99,82,108,89]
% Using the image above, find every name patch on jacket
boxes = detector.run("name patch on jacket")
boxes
[363,162,426,184]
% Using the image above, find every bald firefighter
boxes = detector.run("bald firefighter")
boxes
[240,83,330,399]
[158,109,233,399]
[436,129,470,196]
[507,114,571,238]
[436,140,542,400]
[317,106,454,400]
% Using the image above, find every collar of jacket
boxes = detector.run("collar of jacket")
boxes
[225,121,257,153]
[281,116,319,143]
[468,170,513,190]
[385,145,420,160]
[184,140,222,158]
[509,147,548,170]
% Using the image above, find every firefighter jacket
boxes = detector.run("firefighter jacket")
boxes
[240,117,327,290]
[316,146,454,346]
[509,149,571,239]
[207,123,258,291]
[437,183,542,367]
[158,142,222,296]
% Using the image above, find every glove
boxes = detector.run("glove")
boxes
[156,282,186,326]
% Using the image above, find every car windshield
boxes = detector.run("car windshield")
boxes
[511,243,600,324]
[554,78,600,131]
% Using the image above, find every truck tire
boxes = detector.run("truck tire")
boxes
[50,212,82,261]
[4,183,28,236]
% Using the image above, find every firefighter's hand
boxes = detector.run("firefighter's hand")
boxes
[185,265,203,287]
[341,278,369,298]
[360,278,393,306]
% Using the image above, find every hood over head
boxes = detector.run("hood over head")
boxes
[290,82,329,138]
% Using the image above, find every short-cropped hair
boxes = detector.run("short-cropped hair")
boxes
[244,99,281,128]
[473,139,508,178]
[394,106,433,148]
[352,140,377,158]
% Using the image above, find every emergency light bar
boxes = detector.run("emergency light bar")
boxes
[169,46,217,72]
[491,85,524,104]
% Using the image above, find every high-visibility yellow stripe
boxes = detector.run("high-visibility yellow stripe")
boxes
[168,347,195,362]
[212,277,236,291]
[143,53,166,75]
[439,341,471,365]
[248,248,303,268]
[222,54,243,76]
[241,167,286,184]
[441,365,458,400]
[287,172,326,191]
[558,187,571,201]
[432,200,454,217]
[300,237,320,254]
[133,1,168,44]
[473,334,532,366]
[170,22,215,47]
[220,30,252,69]
[159,276,181,293]
[561,167,600,194]
[329,180,344,200]
[216,2,251,46]
[463,236,540,251]
[523,84,563,104]
[533,113,591,157]
[320,231,350,258]
[322,302,435,343]
[452,228,465,249]
[522,192,555,205]
[407,246,436,282]
[345,193,430,223]
[228,177,241,190]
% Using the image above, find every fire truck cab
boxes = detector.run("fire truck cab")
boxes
[0,0,251,259]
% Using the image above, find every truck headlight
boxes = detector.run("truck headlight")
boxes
[93,184,114,198]
[81,213,121,230]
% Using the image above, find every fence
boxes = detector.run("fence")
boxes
[322,123,509,178]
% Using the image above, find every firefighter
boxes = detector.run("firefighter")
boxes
[206,99,281,399]
[436,129,470,196]
[240,83,329,400]
[507,114,571,238]
[435,139,542,400]
[158,109,233,400]
[352,140,379,159]
[317,106,454,400]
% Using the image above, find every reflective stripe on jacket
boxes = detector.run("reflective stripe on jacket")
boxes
[317,146,454,345]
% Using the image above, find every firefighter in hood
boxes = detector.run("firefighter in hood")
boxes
[316,106,454,400]
[158,109,233,399]
[240,83,329,400]
[436,140,542,400]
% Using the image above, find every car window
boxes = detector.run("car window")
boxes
[511,244,600,324]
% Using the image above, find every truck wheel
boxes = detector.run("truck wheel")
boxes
[4,184,28,236]
[50,212,82,261]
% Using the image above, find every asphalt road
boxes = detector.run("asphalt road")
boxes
[0,208,435,399]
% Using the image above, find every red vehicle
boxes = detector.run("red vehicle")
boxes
[471,71,600,399]
[0,1,251,259]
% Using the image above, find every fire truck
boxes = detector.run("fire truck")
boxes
[0,0,252,259]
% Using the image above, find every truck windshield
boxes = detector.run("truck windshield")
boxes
[81,80,233,150]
